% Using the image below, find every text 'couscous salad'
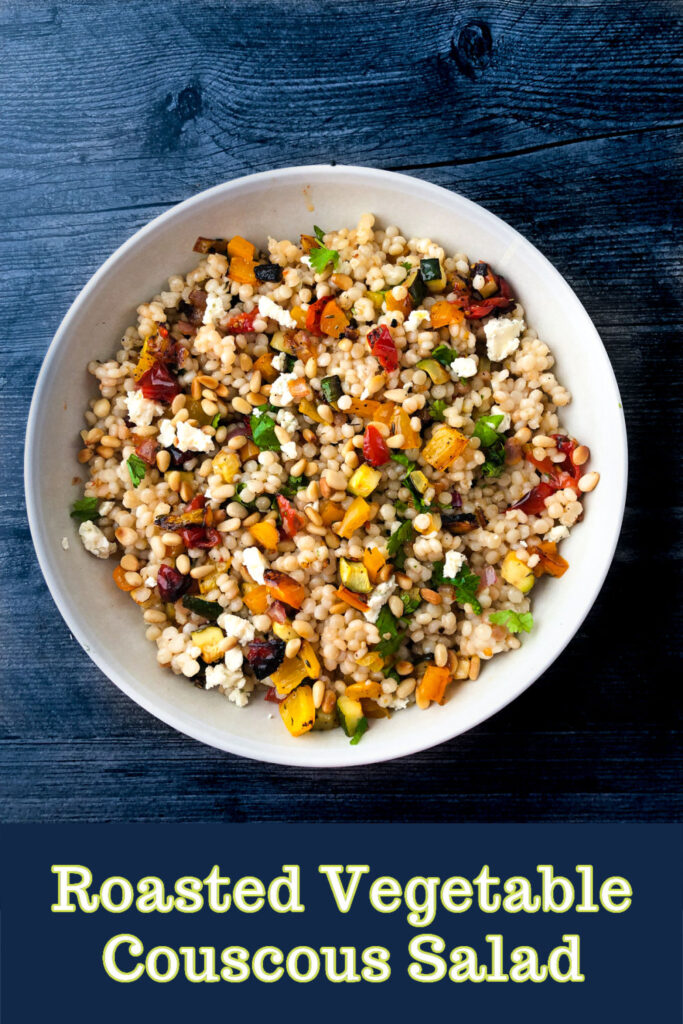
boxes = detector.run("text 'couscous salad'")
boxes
[70,215,599,743]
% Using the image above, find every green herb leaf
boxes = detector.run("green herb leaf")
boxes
[384,667,401,684]
[390,451,415,472]
[489,609,534,634]
[400,590,422,615]
[349,716,369,745]
[211,413,221,429]
[473,414,504,447]
[401,261,413,272]
[309,226,340,274]
[395,499,408,516]
[428,398,448,421]
[126,453,147,488]
[375,605,404,659]
[386,520,413,570]
[250,405,281,451]
[283,353,296,373]
[432,343,459,367]
[431,560,482,614]
[70,496,99,523]
[280,475,307,498]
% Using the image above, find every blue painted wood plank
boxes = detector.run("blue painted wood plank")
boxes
[1,0,681,822]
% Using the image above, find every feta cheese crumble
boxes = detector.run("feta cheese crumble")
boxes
[444,549,466,578]
[257,296,297,329]
[271,352,288,372]
[484,317,525,362]
[242,546,268,584]
[364,578,398,624]
[205,647,250,705]
[546,524,570,543]
[450,356,478,379]
[78,520,116,559]
[217,613,256,645]
[203,291,226,326]
[281,440,298,460]
[156,418,215,453]
[472,273,486,292]
[124,389,163,427]
[404,309,431,332]
[269,372,297,407]
[276,409,298,434]
[61,536,70,551]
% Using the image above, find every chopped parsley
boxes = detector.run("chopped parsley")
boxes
[250,404,280,452]
[401,261,413,272]
[309,225,340,274]
[211,413,221,429]
[431,560,482,614]
[126,453,147,488]
[428,398,448,421]
[489,609,534,634]
[375,605,404,660]
[390,452,431,512]
[235,481,258,510]
[280,474,307,498]
[390,451,414,472]
[70,496,99,523]
[386,519,413,570]
[431,343,459,367]
[473,413,506,479]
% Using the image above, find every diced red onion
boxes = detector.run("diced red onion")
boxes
[451,490,462,508]
[483,566,497,587]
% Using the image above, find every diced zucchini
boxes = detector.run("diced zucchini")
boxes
[270,330,294,355]
[339,558,372,594]
[272,621,298,642]
[337,694,365,738]
[408,470,429,495]
[312,708,339,731]
[472,262,499,298]
[183,596,222,622]
[420,257,446,293]
[321,375,343,404]
[348,464,381,497]
[417,358,450,385]
[406,267,426,306]
[279,684,315,737]
[501,552,535,594]
[368,290,387,309]
[191,626,225,663]
[184,397,215,426]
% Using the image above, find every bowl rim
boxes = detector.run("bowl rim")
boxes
[24,163,628,767]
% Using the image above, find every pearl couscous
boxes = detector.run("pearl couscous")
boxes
[70,215,598,743]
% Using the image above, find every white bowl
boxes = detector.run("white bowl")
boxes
[25,165,627,767]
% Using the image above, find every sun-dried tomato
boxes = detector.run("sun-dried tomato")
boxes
[362,424,390,467]
[366,324,398,373]
[138,360,181,403]
[223,309,259,334]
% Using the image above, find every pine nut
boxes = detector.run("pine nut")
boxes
[468,655,481,680]
[573,445,590,466]
[293,619,315,640]
[249,370,262,394]
[167,470,181,492]
[389,595,404,617]
[162,532,183,547]
[156,449,171,472]
[149,536,166,559]
[396,678,416,699]
[578,471,599,492]
[201,398,218,417]
[386,434,405,448]
[304,505,323,526]
[312,679,325,708]
[115,526,137,547]
[395,572,413,589]
[377,563,393,583]
[455,658,470,680]
[176,554,191,574]
[124,571,143,587]
[179,480,194,502]
[369,420,390,437]
[228,435,247,450]
[232,396,252,415]
[144,608,167,623]
[331,273,353,290]
[396,661,413,676]
[435,642,448,668]
[384,388,406,402]
[197,374,218,390]
[285,638,302,659]
[131,586,151,604]
[120,554,139,571]
[190,377,202,399]
[93,398,110,418]
[321,689,337,714]
[420,588,442,605]
[416,690,430,709]
[171,394,186,414]
[190,564,216,579]
[77,448,93,463]
[100,435,121,448]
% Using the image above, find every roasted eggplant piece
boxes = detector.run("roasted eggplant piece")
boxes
[193,237,228,254]
[441,511,478,535]
[154,507,205,531]
[254,262,283,282]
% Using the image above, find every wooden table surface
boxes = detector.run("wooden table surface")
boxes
[2,1,681,822]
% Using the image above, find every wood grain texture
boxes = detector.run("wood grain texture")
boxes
[1,0,681,822]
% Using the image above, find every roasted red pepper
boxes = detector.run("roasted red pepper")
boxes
[305,296,330,336]
[276,494,306,539]
[509,434,584,514]
[366,324,398,373]
[464,277,515,319]
[363,424,390,467]
[223,309,259,334]
[508,480,556,515]
[138,359,181,403]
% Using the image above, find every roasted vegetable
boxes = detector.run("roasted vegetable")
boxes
[530,541,569,578]
[420,257,446,292]
[337,695,366,740]
[501,551,535,593]
[320,500,345,525]
[339,558,372,594]
[263,569,306,609]
[228,256,257,285]
[298,398,326,424]
[320,300,349,339]
[405,267,426,306]
[248,519,280,551]
[191,626,225,663]
[312,709,339,731]
[345,680,382,701]
[362,424,390,467]
[279,684,315,737]
[348,464,381,498]
[156,564,192,602]
[337,496,371,539]
[421,426,469,470]
[245,637,286,680]
[385,290,412,318]
[253,352,279,383]
[272,621,298,641]
[392,407,421,449]
[227,235,255,260]
[362,547,386,584]
[182,596,222,621]
[416,664,451,706]
[242,584,269,614]
[276,495,306,538]
[417,358,450,385]
[271,656,310,695]
[441,511,478,534]
[429,299,464,328]
[212,450,240,483]
[367,324,398,373]
[193,236,228,255]
[471,261,499,298]
[254,262,283,283]
[335,586,370,613]
[408,469,429,494]
[320,375,343,404]
[299,640,321,680]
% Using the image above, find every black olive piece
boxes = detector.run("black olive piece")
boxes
[254,263,283,283]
